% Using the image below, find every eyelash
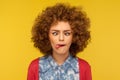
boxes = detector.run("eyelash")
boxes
[52,32,58,36]
[64,32,71,36]
[52,32,71,36]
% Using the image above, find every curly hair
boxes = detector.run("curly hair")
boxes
[31,3,90,57]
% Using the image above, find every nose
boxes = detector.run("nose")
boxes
[59,32,64,41]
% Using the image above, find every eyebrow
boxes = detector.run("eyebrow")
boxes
[50,30,72,32]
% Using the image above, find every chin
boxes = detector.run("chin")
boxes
[55,51,69,55]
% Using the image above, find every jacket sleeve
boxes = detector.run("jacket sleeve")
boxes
[78,58,92,80]
[27,58,39,80]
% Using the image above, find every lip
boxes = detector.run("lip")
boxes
[55,44,66,49]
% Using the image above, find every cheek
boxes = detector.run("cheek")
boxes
[49,36,57,45]
[66,37,73,45]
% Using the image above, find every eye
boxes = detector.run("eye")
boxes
[52,32,58,36]
[64,32,71,36]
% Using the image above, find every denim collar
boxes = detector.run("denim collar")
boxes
[48,55,79,73]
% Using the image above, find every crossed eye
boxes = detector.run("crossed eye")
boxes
[64,32,71,36]
[52,32,71,36]
[52,32,58,36]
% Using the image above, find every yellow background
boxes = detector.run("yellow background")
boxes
[0,0,120,80]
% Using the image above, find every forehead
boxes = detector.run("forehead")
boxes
[50,21,72,30]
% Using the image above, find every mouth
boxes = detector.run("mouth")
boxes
[55,44,66,49]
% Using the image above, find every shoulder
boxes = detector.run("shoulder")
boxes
[29,56,48,72]
[77,57,91,71]
[29,58,39,68]
[28,57,39,74]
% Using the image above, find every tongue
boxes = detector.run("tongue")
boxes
[56,44,65,49]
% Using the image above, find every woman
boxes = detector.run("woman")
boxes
[27,3,92,80]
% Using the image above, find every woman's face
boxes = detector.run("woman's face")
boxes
[49,21,73,55]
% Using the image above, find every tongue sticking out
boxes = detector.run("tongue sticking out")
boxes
[56,44,65,49]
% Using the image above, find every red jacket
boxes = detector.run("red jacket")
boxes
[27,57,92,80]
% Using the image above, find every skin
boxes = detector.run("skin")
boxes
[49,21,73,65]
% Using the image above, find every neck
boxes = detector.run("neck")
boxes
[52,52,69,66]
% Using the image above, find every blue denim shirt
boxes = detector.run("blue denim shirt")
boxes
[39,55,79,80]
